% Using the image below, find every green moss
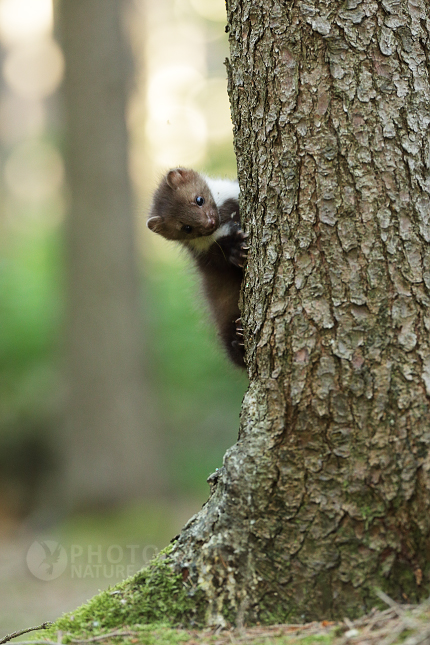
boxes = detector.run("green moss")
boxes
[257,603,296,627]
[36,625,338,645]
[43,545,207,640]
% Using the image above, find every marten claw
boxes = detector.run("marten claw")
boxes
[238,249,248,267]
[234,317,245,343]
[225,228,249,268]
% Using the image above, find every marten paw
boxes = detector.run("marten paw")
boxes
[229,318,245,367]
[229,231,249,268]
[234,317,245,346]
[224,318,246,368]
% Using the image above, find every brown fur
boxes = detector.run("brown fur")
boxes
[148,168,219,241]
[148,168,246,368]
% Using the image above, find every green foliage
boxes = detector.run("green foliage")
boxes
[44,545,207,638]
[0,225,62,512]
[0,228,62,422]
[0,214,247,506]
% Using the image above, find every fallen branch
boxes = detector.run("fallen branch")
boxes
[0,623,53,645]
[1,641,58,645]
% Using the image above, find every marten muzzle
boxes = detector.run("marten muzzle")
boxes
[203,214,217,233]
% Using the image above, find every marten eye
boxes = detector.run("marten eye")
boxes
[195,196,205,206]
[182,224,193,233]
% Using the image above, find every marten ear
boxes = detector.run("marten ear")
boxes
[147,216,162,232]
[167,168,189,189]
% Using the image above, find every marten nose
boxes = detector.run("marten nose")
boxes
[205,215,217,231]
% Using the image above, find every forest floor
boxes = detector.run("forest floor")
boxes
[2,500,430,645]
[3,596,430,645]
[0,497,203,635]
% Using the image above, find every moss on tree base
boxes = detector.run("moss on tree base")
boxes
[43,545,206,640]
[28,595,430,645]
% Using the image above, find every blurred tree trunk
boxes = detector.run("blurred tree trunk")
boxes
[168,0,430,625]
[58,0,160,510]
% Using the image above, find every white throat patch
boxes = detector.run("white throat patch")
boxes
[185,223,233,253]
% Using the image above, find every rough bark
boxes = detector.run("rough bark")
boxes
[166,0,430,625]
[58,0,160,510]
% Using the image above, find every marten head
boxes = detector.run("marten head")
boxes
[148,168,219,241]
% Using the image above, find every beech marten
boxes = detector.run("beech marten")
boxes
[147,167,247,368]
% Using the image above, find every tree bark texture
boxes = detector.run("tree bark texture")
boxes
[58,0,159,510]
[169,0,430,625]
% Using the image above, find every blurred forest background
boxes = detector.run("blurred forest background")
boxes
[0,0,246,631]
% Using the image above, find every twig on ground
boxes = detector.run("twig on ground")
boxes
[376,590,407,616]
[376,590,420,630]
[0,623,53,645]
[402,624,430,645]
[379,621,410,645]
[0,641,58,645]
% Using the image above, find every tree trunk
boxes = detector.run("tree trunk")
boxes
[167,0,430,625]
[58,0,160,510]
